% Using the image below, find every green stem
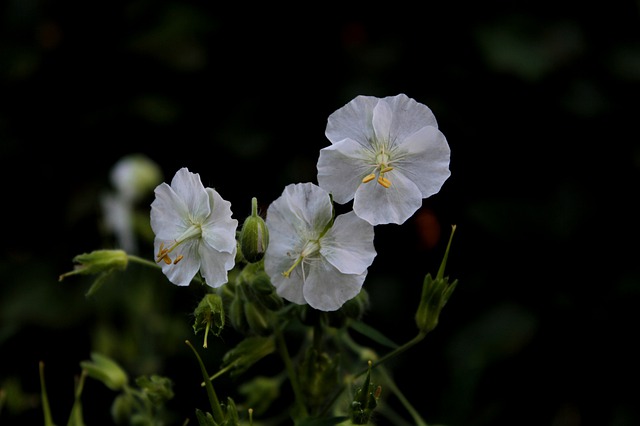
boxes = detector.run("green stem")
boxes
[127,254,161,269]
[378,367,428,426]
[185,340,225,424]
[275,328,308,419]
[356,332,426,378]
[39,361,55,426]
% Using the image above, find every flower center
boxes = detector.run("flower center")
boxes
[362,144,394,188]
[156,224,202,265]
[282,239,320,278]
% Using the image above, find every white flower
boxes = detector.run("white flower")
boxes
[264,183,376,311]
[150,168,238,288]
[317,93,451,225]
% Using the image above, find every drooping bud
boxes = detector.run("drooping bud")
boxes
[193,293,225,348]
[239,197,269,263]
[59,249,129,296]
[80,352,128,391]
[415,225,458,335]
[349,360,381,425]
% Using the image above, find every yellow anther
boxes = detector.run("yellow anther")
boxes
[362,173,376,184]
[161,255,172,265]
[377,176,391,188]
[380,166,394,173]
[173,255,184,264]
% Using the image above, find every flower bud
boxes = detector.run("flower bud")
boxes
[80,352,128,391]
[415,225,458,335]
[243,301,274,337]
[135,375,174,406]
[193,293,225,348]
[239,197,269,263]
[59,250,128,281]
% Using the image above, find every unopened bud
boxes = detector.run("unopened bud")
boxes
[415,225,458,334]
[80,352,128,391]
[239,197,269,263]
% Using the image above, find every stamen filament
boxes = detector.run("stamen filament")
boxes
[283,256,303,278]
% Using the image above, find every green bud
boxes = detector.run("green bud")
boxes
[193,293,225,348]
[111,393,135,424]
[243,299,274,337]
[228,296,250,335]
[80,352,128,391]
[350,361,381,425]
[239,197,269,263]
[135,375,174,406]
[59,250,128,296]
[415,225,458,335]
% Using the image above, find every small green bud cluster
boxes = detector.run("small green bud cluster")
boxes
[415,225,458,335]
[195,396,239,426]
[349,361,381,425]
[223,261,283,337]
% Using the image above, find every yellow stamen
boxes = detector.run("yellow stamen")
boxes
[362,173,376,184]
[377,176,391,188]
[173,255,184,264]
[282,256,303,278]
[162,255,172,265]
[380,166,394,173]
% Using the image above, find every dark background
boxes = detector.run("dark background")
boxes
[1,1,639,425]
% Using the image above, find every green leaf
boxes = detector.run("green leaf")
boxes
[349,321,399,349]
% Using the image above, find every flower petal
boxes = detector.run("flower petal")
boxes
[265,262,307,305]
[303,260,366,311]
[353,170,423,225]
[325,95,379,146]
[317,139,371,204]
[198,243,236,288]
[383,94,438,145]
[170,168,211,222]
[320,212,376,275]
[396,126,451,198]
[150,182,190,240]
[156,239,200,286]
[201,188,238,254]
[372,98,393,143]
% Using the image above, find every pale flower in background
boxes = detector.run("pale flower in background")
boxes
[317,93,451,225]
[150,167,237,288]
[264,182,376,311]
[101,154,163,254]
